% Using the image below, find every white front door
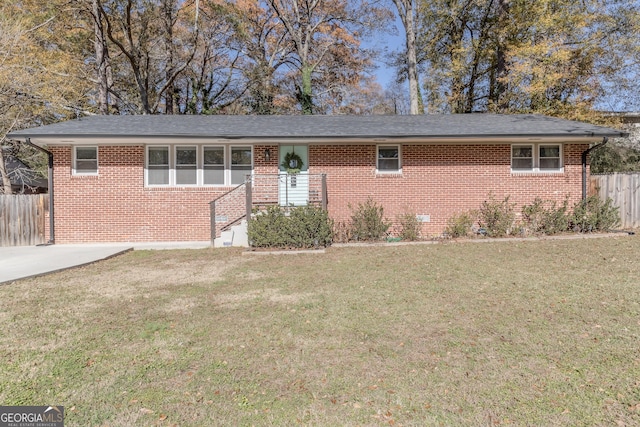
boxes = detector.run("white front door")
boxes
[278,145,309,206]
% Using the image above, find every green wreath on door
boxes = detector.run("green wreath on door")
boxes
[281,151,304,174]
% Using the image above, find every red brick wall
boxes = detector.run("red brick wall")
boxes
[310,143,588,237]
[50,142,589,243]
[51,146,238,243]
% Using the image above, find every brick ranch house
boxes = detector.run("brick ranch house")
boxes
[8,114,627,245]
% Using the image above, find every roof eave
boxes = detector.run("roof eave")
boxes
[9,132,627,146]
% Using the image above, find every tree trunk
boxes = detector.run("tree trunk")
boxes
[162,0,175,114]
[299,66,314,115]
[494,0,509,111]
[394,0,423,114]
[93,0,110,114]
[0,148,12,194]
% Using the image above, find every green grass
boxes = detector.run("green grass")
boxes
[1,237,640,426]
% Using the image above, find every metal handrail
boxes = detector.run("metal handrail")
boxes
[209,180,249,244]
[209,174,328,244]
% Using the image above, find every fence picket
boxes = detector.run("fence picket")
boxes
[590,173,640,229]
[0,194,47,246]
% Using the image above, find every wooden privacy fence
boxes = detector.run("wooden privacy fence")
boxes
[0,194,47,246]
[590,173,640,229]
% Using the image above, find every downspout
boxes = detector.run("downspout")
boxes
[582,137,608,200]
[24,138,54,245]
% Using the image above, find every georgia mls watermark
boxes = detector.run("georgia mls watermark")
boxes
[0,406,64,427]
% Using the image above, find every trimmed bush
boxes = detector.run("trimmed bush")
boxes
[397,212,422,241]
[287,205,334,247]
[570,195,620,232]
[444,211,475,238]
[521,197,570,235]
[248,205,333,249]
[477,195,516,237]
[349,198,390,241]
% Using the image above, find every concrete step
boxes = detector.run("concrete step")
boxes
[214,220,248,248]
[231,221,248,247]
[214,229,234,248]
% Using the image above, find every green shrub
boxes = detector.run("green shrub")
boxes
[477,195,516,237]
[397,212,422,241]
[248,205,333,248]
[570,195,620,232]
[247,205,288,248]
[444,212,474,238]
[287,205,334,247]
[349,197,390,241]
[521,197,570,235]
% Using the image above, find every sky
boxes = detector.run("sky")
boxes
[364,16,405,89]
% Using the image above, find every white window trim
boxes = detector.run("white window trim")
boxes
[511,143,564,173]
[73,146,99,176]
[376,144,402,174]
[230,146,254,185]
[146,145,171,186]
[145,144,253,187]
[203,145,226,186]
[175,145,198,187]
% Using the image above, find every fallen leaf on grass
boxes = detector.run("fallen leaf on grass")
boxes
[140,408,153,414]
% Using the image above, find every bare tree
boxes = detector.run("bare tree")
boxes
[98,0,198,114]
[392,0,423,114]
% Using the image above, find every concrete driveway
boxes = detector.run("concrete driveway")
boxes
[0,242,210,285]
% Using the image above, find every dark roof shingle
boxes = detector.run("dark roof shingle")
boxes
[8,114,627,141]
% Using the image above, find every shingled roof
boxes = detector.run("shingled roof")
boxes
[8,114,627,142]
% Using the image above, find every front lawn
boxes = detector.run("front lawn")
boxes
[1,237,639,426]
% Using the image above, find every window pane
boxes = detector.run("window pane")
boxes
[378,158,399,171]
[176,147,196,165]
[204,147,224,165]
[512,158,533,170]
[76,160,98,173]
[204,168,224,185]
[231,147,252,166]
[148,167,169,185]
[379,147,398,159]
[540,158,560,169]
[149,147,169,165]
[540,145,560,158]
[176,168,197,185]
[76,147,97,160]
[231,166,251,185]
[76,160,97,170]
[512,146,532,158]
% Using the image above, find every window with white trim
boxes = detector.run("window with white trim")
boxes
[73,146,98,175]
[176,146,197,185]
[539,144,561,169]
[203,146,225,185]
[145,145,252,186]
[231,146,252,184]
[511,144,563,172]
[148,146,170,185]
[377,145,401,173]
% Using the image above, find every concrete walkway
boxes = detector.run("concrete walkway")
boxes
[0,242,211,285]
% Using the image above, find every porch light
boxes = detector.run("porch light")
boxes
[264,148,271,162]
